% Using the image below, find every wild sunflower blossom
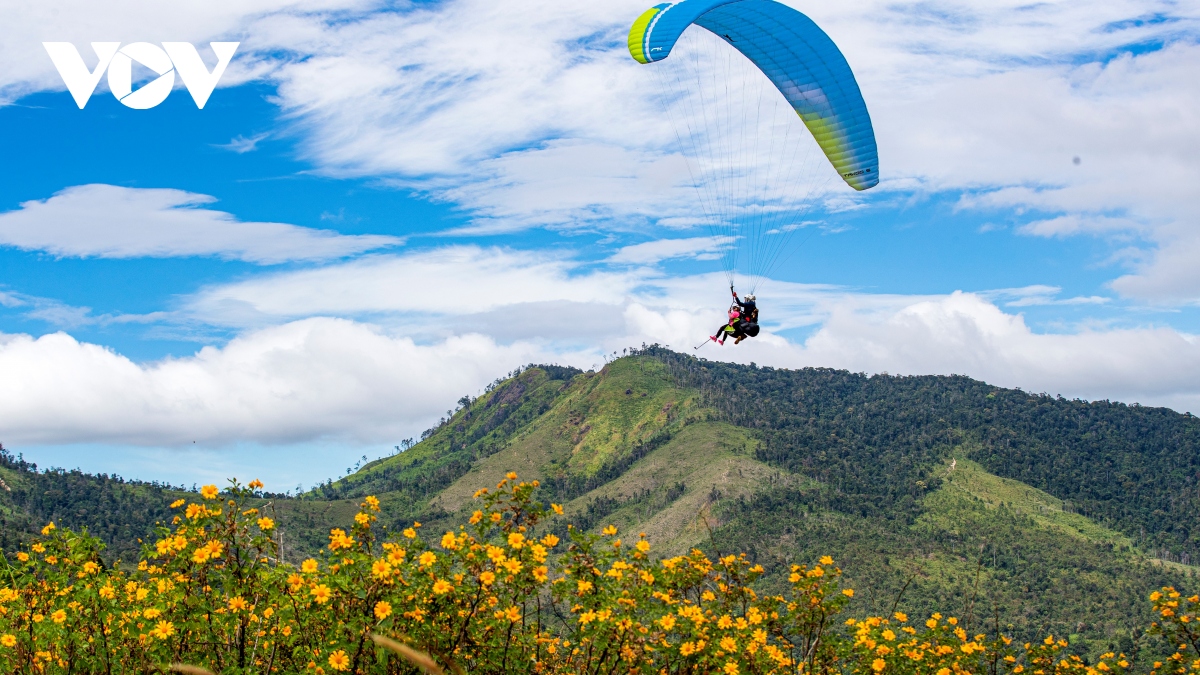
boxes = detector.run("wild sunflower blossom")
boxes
[311,584,332,604]
[0,470,1174,675]
[328,649,351,671]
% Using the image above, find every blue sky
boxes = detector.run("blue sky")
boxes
[1,0,1199,489]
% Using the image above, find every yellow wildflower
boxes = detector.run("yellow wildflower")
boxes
[328,650,350,671]
[372,559,392,579]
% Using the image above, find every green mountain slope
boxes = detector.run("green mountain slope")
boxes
[3,347,1199,659]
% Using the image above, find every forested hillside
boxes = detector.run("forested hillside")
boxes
[3,347,1199,658]
[648,348,1200,563]
[0,446,187,561]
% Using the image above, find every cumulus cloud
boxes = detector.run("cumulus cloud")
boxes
[0,184,402,263]
[4,290,1200,453]
[0,318,595,446]
[800,292,1200,409]
[622,290,1200,414]
[7,0,1200,483]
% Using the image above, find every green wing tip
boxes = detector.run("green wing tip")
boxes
[628,7,662,64]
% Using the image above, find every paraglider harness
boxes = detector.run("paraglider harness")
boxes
[729,286,760,343]
[704,287,760,348]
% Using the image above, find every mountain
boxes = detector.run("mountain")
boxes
[3,347,1199,658]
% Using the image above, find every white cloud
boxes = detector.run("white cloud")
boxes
[0,318,595,446]
[979,285,1112,307]
[0,184,402,263]
[7,0,1200,484]
[0,0,374,103]
[5,288,1200,456]
[798,292,1200,409]
[241,0,1200,301]
[10,0,1200,301]
[181,245,647,327]
[215,132,270,153]
[1016,215,1147,239]
[171,246,1200,419]
[1110,227,1200,304]
[609,236,732,264]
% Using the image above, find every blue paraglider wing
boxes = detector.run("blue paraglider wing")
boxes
[629,0,878,190]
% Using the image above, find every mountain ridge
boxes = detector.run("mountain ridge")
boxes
[3,347,1199,657]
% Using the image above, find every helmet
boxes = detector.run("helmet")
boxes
[745,294,755,302]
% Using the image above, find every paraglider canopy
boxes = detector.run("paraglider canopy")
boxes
[629,0,879,292]
[629,0,878,191]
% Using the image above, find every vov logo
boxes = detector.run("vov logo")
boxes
[43,42,239,109]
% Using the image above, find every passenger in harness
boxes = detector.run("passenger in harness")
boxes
[710,306,743,346]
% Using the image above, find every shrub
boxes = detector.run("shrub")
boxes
[0,474,1188,674]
